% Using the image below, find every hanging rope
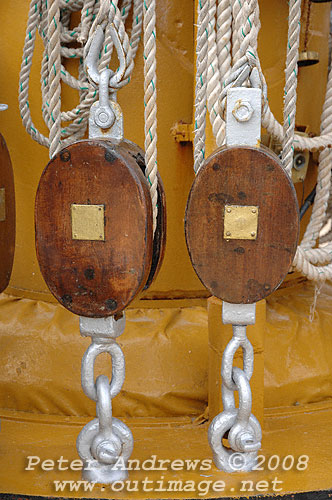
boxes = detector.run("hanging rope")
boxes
[143,0,158,231]
[281,0,302,177]
[20,0,158,230]
[293,63,332,280]
[47,0,62,158]
[195,0,332,282]
[19,0,143,158]
[206,0,224,147]
[194,0,209,174]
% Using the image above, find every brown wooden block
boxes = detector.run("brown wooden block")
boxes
[122,140,167,290]
[0,133,15,293]
[35,139,153,317]
[185,145,299,304]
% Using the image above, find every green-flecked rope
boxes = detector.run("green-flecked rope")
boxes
[206,0,225,147]
[143,0,158,232]
[281,0,302,177]
[19,0,141,157]
[194,0,209,174]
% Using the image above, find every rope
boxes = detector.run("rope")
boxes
[216,0,232,84]
[143,0,158,231]
[206,0,224,147]
[281,0,302,176]
[293,64,332,280]
[19,0,142,159]
[20,0,158,231]
[194,0,209,174]
[196,0,332,282]
[47,0,62,158]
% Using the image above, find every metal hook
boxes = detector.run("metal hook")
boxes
[85,24,126,89]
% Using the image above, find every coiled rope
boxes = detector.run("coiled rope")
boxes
[195,0,332,281]
[19,0,158,229]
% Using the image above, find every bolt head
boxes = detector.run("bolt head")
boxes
[232,99,254,122]
[94,106,115,129]
[237,431,255,449]
[92,436,122,465]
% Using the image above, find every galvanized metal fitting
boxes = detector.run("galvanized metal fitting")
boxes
[232,99,253,122]
[77,314,133,483]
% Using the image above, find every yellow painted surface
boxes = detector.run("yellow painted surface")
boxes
[0,280,332,415]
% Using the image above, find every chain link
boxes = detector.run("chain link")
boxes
[208,322,262,472]
[77,313,134,484]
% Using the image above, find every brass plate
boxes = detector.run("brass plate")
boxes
[71,204,105,241]
[223,205,258,240]
[0,188,5,222]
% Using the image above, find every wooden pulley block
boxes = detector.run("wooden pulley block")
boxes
[35,139,157,317]
[185,145,299,304]
[121,140,166,290]
[0,133,15,292]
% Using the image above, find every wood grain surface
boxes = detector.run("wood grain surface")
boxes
[0,133,15,293]
[185,145,299,304]
[35,139,153,317]
[122,140,166,290]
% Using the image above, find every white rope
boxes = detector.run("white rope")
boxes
[197,0,332,282]
[47,0,62,158]
[194,0,209,174]
[231,0,242,63]
[78,0,96,44]
[20,0,99,156]
[216,0,232,84]
[19,0,142,159]
[20,0,158,231]
[292,63,332,280]
[143,0,158,231]
[281,0,302,176]
[120,0,132,22]
[206,0,224,147]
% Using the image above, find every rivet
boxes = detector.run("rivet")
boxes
[251,231,256,237]
[226,208,232,213]
[226,231,231,237]
[252,209,256,214]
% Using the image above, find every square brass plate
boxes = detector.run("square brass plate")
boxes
[223,205,258,240]
[71,204,105,241]
[0,188,5,222]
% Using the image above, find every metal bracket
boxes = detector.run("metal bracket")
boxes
[89,99,124,142]
[226,88,261,147]
[86,27,125,143]
[222,301,256,326]
[79,315,126,339]
[77,314,133,484]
